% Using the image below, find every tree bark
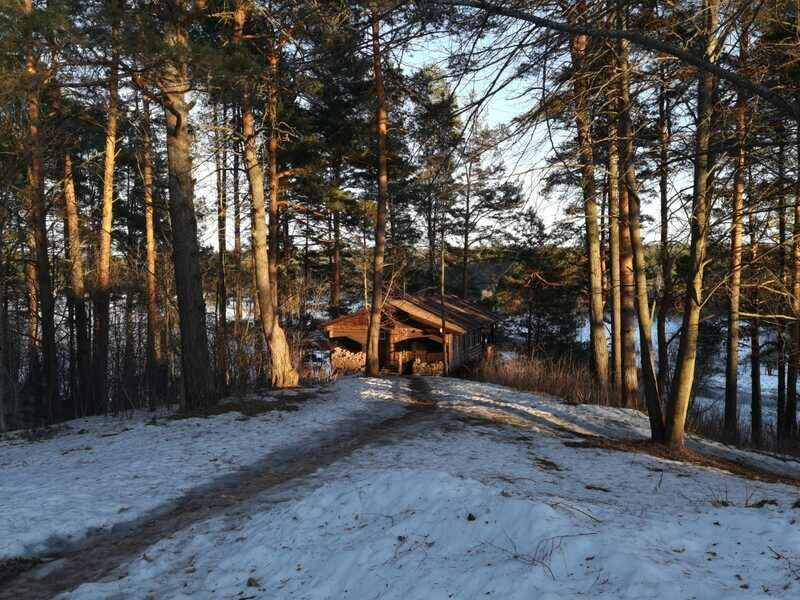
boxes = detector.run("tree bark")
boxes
[789,123,800,436]
[618,20,665,438]
[365,7,389,377]
[63,153,92,417]
[724,76,748,442]
[214,103,228,393]
[462,164,472,299]
[607,119,622,405]
[23,0,57,419]
[161,14,215,410]
[666,0,720,449]
[142,97,165,409]
[94,0,120,415]
[778,139,787,436]
[657,76,672,397]
[569,24,609,392]
[619,184,638,409]
[241,98,298,388]
[749,204,762,446]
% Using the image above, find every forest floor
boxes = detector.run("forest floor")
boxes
[2,376,800,599]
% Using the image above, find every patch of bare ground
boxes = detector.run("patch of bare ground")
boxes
[173,388,322,419]
[563,437,800,488]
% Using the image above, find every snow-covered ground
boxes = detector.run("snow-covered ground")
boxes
[3,377,800,599]
[0,379,408,562]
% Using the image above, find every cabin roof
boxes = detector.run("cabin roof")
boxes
[321,293,499,335]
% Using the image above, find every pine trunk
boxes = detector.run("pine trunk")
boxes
[365,8,389,377]
[94,0,119,415]
[618,25,665,438]
[749,211,762,446]
[569,24,609,392]
[142,98,165,409]
[657,79,672,397]
[63,153,92,417]
[724,87,747,441]
[666,0,720,449]
[162,20,215,410]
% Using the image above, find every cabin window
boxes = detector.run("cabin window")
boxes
[379,331,387,341]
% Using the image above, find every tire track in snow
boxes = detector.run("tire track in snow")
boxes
[0,377,441,600]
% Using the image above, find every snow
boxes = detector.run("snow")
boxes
[4,376,800,599]
[0,378,408,562]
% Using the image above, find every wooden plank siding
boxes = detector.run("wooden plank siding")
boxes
[320,294,499,374]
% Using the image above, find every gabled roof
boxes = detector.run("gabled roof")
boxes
[321,293,499,335]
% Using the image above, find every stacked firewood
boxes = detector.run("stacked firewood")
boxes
[330,347,366,374]
[411,358,444,376]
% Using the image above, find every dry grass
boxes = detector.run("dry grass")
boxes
[471,355,609,406]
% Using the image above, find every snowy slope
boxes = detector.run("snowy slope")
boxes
[52,377,800,600]
[0,378,412,561]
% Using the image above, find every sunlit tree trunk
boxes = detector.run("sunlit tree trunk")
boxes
[232,1,298,388]
[63,153,91,417]
[142,97,165,409]
[618,20,664,438]
[666,0,720,449]
[568,16,609,392]
[619,184,638,409]
[657,77,672,397]
[724,70,748,442]
[606,81,622,404]
[749,201,762,446]
[365,6,389,377]
[23,0,56,419]
[93,0,120,415]
[789,125,800,436]
[214,103,229,392]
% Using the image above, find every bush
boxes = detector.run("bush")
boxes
[471,354,608,406]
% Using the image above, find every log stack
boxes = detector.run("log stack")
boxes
[331,347,366,374]
[411,358,444,376]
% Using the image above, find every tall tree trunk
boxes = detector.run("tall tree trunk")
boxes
[789,123,800,436]
[365,7,389,377]
[232,105,243,376]
[441,219,449,374]
[329,161,342,315]
[606,58,622,405]
[568,15,609,392]
[161,15,215,410]
[232,1,297,388]
[777,140,787,437]
[749,202,762,446]
[724,72,748,441]
[23,0,56,419]
[0,262,6,433]
[331,207,342,313]
[63,153,91,417]
[618,20,665,438]
[94,0,120,414]
[619,184,638,409]
[666,0,720,449]
[214,103,229,393]
[142,97,165,409]
[462,165,472,299]
[657,77,672,397]
[241,98,298,388]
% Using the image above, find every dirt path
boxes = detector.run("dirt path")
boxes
[0,377,440,600]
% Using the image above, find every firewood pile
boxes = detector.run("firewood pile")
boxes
[412,358,444,376]
[330,347,366,374]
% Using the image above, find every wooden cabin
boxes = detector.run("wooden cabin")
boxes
[322,294,499,374]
